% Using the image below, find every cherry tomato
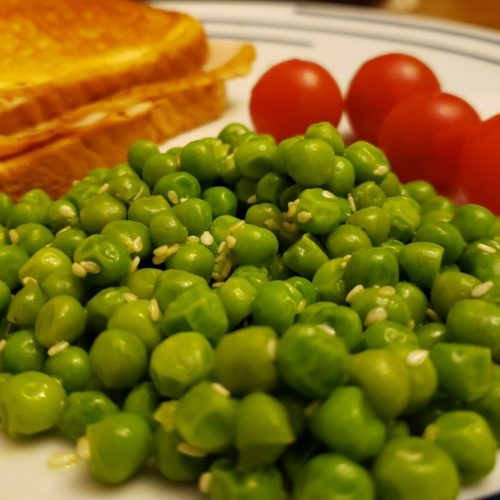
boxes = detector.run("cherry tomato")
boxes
[458,114,500,214]
[378,92,480,194]
[345,53,441,143]
[249,59,343,142]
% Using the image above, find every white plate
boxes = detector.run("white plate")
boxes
[3,2,500,499]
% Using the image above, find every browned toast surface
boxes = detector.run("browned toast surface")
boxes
[0,0,208,134]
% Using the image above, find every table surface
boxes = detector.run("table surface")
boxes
[377,0,500,31]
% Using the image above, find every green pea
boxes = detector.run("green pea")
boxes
[160,285,228,343]
[363,321,418,349]
[446,298,500,362]
[469,381,500,445]
[180,138,229,185]
[277,323,350,399]
[430,342,492,403]
[310,385,386,461]
[379,171,406,197]
[299,302,363,352]
[150,332,214,398]
[7,280,47,328]
[415,322,449,350]
[123,381,160,428]
[73,234,131,287]
[0,244,29,290]
[279,183,303,211]
[89,329,148,389]
[142,152,179,188]
[8,223,54,256]
[235,392,295,469]
[424,411,496,483]
[202,186,238,218]
[64,183,100,212]
[207,459,284,500]
[351,181,386,209]
[153,171,201,203]
[122,267,161,299]
[344,247,399,290]
[405,180,437,205]
[372,437,459,500]
[19,246,72,285]
[252,281,302,335]
[294,453,374,500]
[107,174,150,205]
[421,194,455,214]
[305,121,344,154]
[1,330,45,374]
[421,209,455,226]
[344,141,390,184]
[395,282,429,326]
[218,276,257,329]
[323,155,355,197]
[231,265,270,289]
[40,270,88,303]
[85,286,133,333]
[166,242,215,281]
[0,193,14,225]
[43,346,93,393]
[127,195,170,226]
[283,233,329,279]
[235,177,258,205]
[106,163,137,182]
[79,193,127,234]
[285,276,317,305]
[154,425,209,482]
[0,280,11,317]
[59,390,119,441]
[172,198,213,236]
[286,138,334,187]
[325,224,372,259]
[149,210,188,247]
[0,371,66,436]
[101,219,151,259]
[52,228,87,259]
[459,238,500,281]
[245,203,282,234]
[414,222,465,264]
[348,206,391,246]
[399,242,444,289]
[430,272,480,320]
[383,196,421,243]
[108,299,162,351]
[218,122,250,146]
[176,381,238,453]
[452,203,495,242]
[231,223,279,268]
[127,139,159,176]
[256,172,291,205]
[84,412,152,484]
[234,137,277,180]
[311,258,347,304]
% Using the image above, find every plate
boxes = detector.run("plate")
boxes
[3,2,500,499]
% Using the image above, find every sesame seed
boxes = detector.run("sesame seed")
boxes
[167,190,180,205]
[477,243,497,254]
[129,256,140,273]
[296,299,307,314]
[347,194,357,212]
[72,262,87,278]
[408,319,416,331]
[211,382,231,397]
[179,197,188,204]
[200,231,215,246]
[282,221,298,233]
[373,165,389,176]
[56,226,72,235]
[322,190,336,200]
[48,341,70,357]
[79,261,101,274]
[318,324,337,336]
[297,211,312,223]
[149,299,161,322]
[346,284,365,303]
[364,307,388,327]
[286,200,299,218]
[471,281,495,298]
[211,281,224,288]
[217,241,228,253]
[47,451,80,469]
[246,195,257,205]
[8,229,19,244]
[226,235,237,249]
[229,220,245,234]
[199,472,212,494]
[266,339,277,359]
[75,437,91,461]
[379,286,396,297]
[132,237,143,253]
[0,339,6,352]
[123,292,138,302]
[152,245,170,265]
[406,349,430,367]
[426,308,441,322]
[21,276,38,286]
[176,442,208,458]
[263,219,280,231]
[58,205,76,218]
[187,235,200,244]
[98,183,109,194]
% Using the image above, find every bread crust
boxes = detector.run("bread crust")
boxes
[0,42,256,200]
[0,0,209,134]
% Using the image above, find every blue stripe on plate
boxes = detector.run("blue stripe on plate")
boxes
[205,31,312,47]
[294,5,500,47]
[199,17,500,66]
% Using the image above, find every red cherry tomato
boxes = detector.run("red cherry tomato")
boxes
[378,92,480,194]
[345,53,441,143]
[249,59,343,142]
[458,114,500,214]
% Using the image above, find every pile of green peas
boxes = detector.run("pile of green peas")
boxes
[1,121,500,499]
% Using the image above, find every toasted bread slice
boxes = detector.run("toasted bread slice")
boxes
[0,0,208,135]
[0,41,256,199]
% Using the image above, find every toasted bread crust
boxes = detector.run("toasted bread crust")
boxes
[0,42,256,200]
[0,0,209,134]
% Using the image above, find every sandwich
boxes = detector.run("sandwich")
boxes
[0,0,255,199]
